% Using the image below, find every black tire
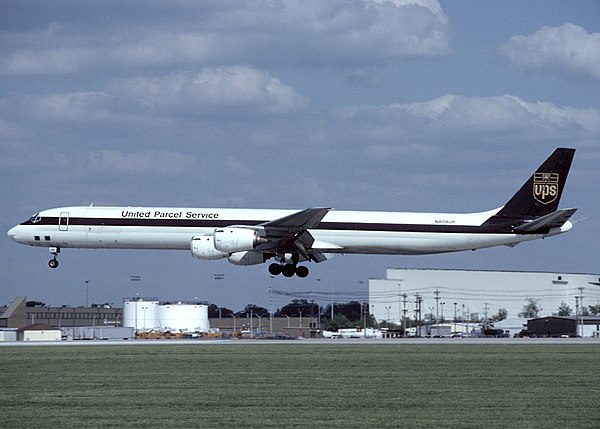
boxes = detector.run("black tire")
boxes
[48,259,59,269]
[282,264,296,277]
[295,266,309,278]
[268,263,282,276]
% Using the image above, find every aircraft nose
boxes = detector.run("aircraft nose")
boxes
[7,225,19,241]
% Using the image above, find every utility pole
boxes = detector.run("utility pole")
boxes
[268,285,273,334]
[415,293,422,337]
[402,293,408,337]
[453,302,457,334]
[364,302,368,338]
[484,302,490,324]
[434,288,440,325]
[575,296,580,336]
[578,287,585,337]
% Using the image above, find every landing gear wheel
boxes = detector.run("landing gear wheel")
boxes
[48,247,60,269]
[295,266,309,278]
[282,264,296,277]
[268,263,282,276]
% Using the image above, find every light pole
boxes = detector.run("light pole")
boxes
[230,314,237,335]
[578,287,584,337]
[84,280,90,307]
[453,302,458,333]
[385,306,391,328]
[249,310,253,335]
[253,314,262,333]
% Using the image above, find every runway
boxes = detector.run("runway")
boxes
[1,337,599,346]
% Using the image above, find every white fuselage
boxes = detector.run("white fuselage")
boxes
[7,205,570,256]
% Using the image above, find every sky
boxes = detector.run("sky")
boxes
[1,0,600,316]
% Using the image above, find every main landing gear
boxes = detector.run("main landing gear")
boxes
[48,247,60,269]
[268,263,309,278]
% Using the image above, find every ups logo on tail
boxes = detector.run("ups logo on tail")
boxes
[533,173,559,204]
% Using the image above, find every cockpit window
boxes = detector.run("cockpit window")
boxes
[29,213,41,224]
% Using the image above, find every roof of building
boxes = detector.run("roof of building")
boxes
[17,323,61,333]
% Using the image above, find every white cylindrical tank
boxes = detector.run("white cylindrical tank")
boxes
[157,302,209,333]
[122,298,159,331]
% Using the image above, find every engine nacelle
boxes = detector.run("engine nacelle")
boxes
[214,227,263,253]
[190,235,228,260]
[228,251,266,266]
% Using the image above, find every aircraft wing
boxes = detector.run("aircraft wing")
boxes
[258,208,331,262]
[513,208,577,233]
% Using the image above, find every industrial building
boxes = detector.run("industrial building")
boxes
[0,296,320,340]
[0,297,123,329]
[3,267,600,340]
[370,269,600,328]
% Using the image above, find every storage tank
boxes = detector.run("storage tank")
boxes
[157,302,209,332]
[122,298,159,331]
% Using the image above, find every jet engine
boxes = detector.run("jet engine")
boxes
[228,251,266,266]
[190,235,228,260]
[214,227,265,253]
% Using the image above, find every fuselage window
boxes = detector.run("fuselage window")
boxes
[44,236,51,241]
[34,236,40,241]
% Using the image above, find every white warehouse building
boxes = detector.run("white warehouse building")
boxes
[370,269,600,325]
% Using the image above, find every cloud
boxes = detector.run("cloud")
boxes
[0,1,449,75]
[111,66,307,113]
[86,150,195,177]
[336,95,600,158]
[27,92,111,121]
[500,23,600,81]
[1,66,305,127]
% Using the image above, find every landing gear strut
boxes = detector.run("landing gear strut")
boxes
[268,262,309,278]
[48,247,60,269]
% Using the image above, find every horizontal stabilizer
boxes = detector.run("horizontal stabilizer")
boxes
[513,208,577,233]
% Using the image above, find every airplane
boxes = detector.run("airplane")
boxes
[7,148,576,278]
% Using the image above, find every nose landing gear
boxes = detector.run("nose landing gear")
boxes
[48,247,60,269]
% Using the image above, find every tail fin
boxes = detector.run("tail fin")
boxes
[494,148,575,221]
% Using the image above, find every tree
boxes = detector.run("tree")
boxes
[556,301,572,317]
[238,304,269,317]
[276,299,319,318]
[519,298,542,318]
[322,314,354,331]
[322,302,363,322]
[588,304,600,316]
[208,304,234,318]
[490,308,508,322]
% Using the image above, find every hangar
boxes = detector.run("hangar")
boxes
[370,268,600,327]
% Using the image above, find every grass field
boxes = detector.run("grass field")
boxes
[1,342,599,428]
